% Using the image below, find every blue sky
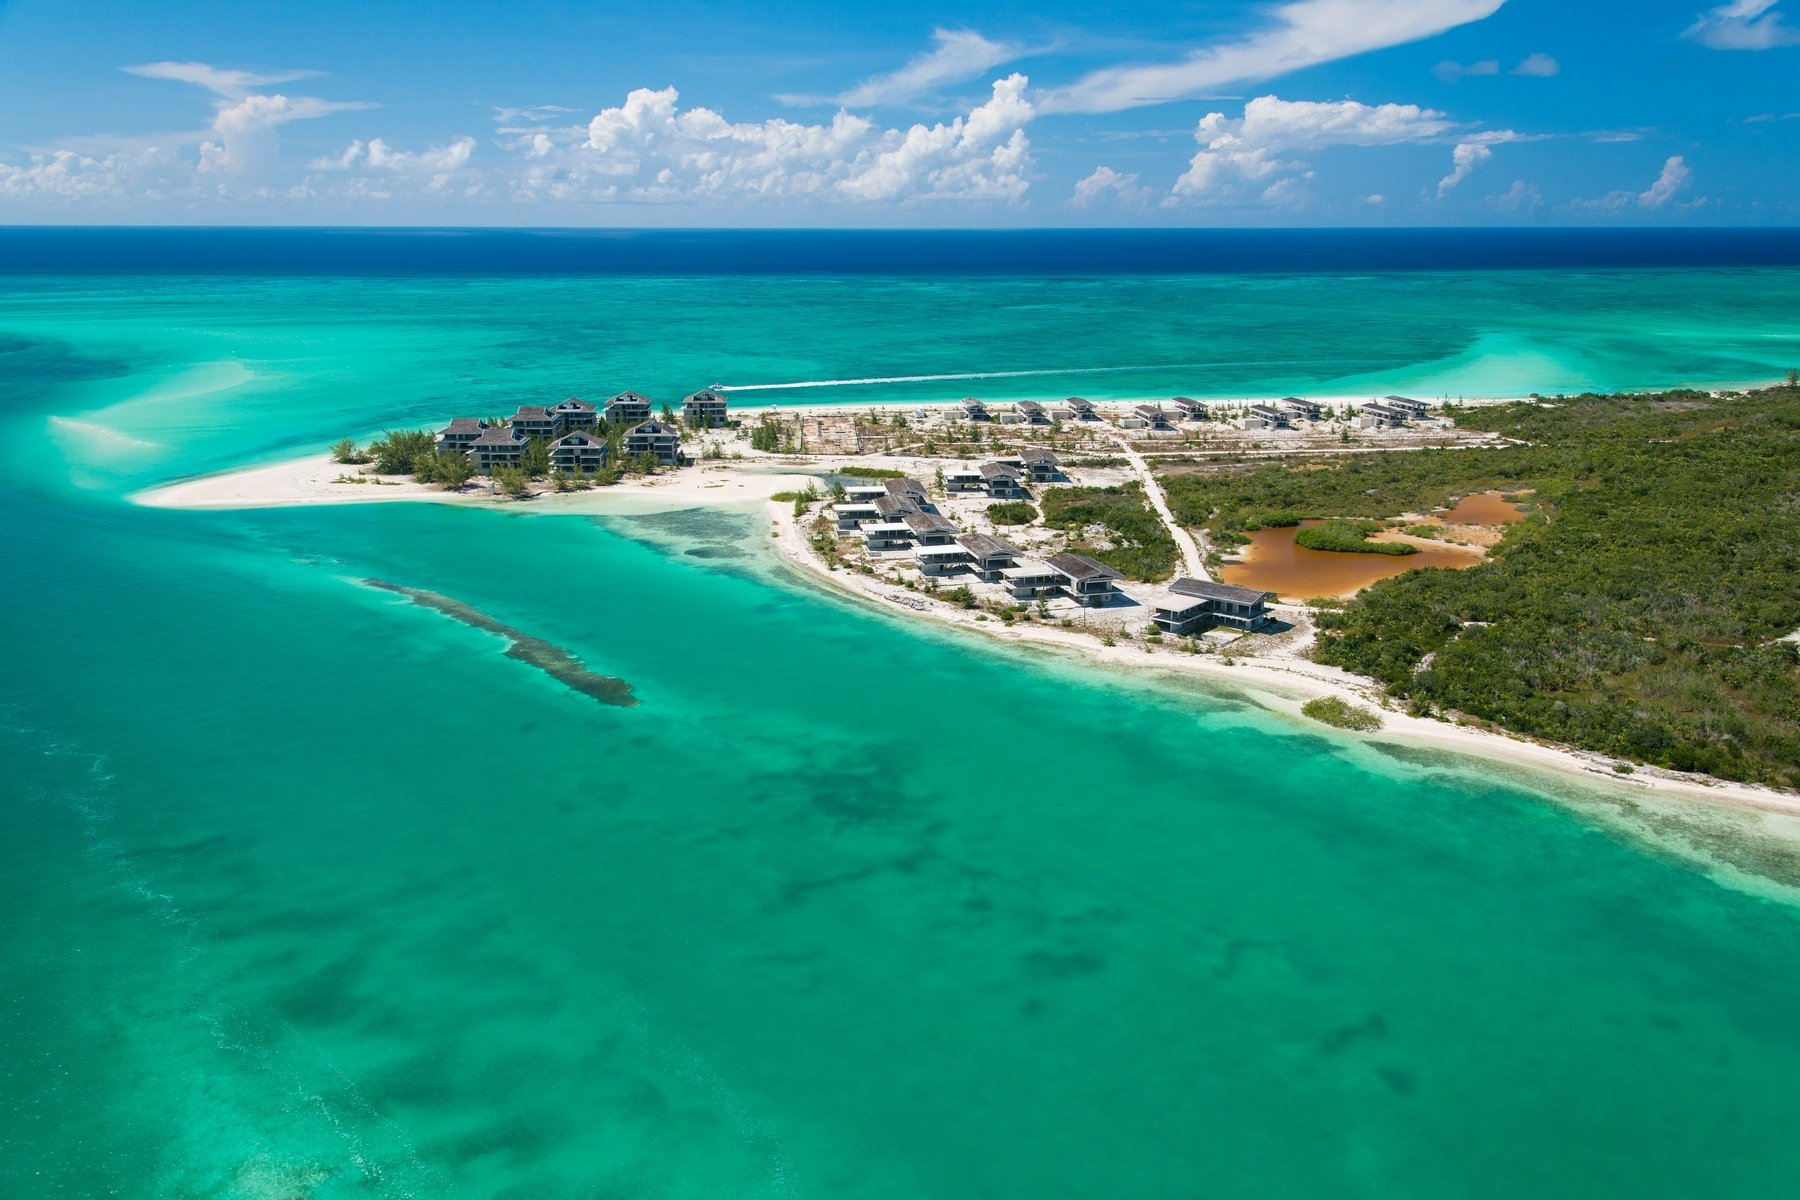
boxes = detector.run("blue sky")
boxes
[0,0,1794,225]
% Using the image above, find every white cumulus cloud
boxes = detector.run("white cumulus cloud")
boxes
[504,74,1036,205]
[1684,1,1800,49]
[1639,155,1693,207]
[1438,141,1493,193]
[1169,94,1511,204]
[1070,165,1153,209]
[1041,0,1506,114]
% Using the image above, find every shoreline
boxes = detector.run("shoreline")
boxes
[132,445,1800,824]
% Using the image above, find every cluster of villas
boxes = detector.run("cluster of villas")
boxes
[948,393,1432,432]
[826,470,1276,634]
[433,388,733,475]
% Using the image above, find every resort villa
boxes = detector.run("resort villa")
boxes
[1357,401,1412,429]
[1382,395,1431,419]
[682,388,730,428]
[624,419,683,465]
[903,511,960,545]
[436,417,486,454]
[509,405,559,442]
[1062,397,1097,420]
[1002,559,1064,601]
[1046,553,1123,606]
[960,397,990,421]
[913,543,973,576]
[1150,578,1276,635]
[885,477,930,506]
[466,425,527,472]
[548,431,609,475]
[1014,400,1048,425]
[1130,404,1173,430]
[943,465,986,493]
[1171,396,1209,421]
[1019,447,1063,481]
[1239,404,1291,430]
[550,398,599,434]
[1277,397,1326,421]
[605,391,653,425]
[980,462,1027,497]
[957,533,1021,581]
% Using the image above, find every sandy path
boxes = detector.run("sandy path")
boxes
[1108,432,1207,579]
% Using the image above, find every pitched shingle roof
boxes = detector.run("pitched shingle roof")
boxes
[1047,553,1121,581]
[957,533,1019,559]
[1170,577,1273,605]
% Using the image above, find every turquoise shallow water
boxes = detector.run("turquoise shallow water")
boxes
[6,256,1800,1197]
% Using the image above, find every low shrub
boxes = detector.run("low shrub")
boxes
[1301,696,1385,731]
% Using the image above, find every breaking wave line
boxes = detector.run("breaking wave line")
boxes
[715,359,1396,393]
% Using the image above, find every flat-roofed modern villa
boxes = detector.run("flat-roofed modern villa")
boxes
[1014,400,1047,424]
[623,419,683,465]
[943,465,985,492]
[1002,558,1062,600]
[509,405,558,442]
[1047,553,1123,606]
[550,397,598,434]
[960,397,990,421]
[1171,396,1208,420]
[913,543,973,575]
[436,416,486,453]
[1277,396,1325,421]
[682,388,730,428]
[861,521,913,550]
[467,425,527,472]
[831,502,883,530]
[842,484,888,503]
[1151,578,1276,634]
[957,533,1020,581]
[548,431,609,475]
[605,390,653,425]
[1019,447,1062,481]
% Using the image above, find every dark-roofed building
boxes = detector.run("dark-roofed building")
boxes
[1018,447,1062,481]
[1383,395,1431,418]
[1357,401,1410,430]
[957,533,1020,581]
[623,419,682,465]
[682,388,729,428]
[1152,577,1275,634]
[903,511,959,545]
[510,405,557,442]
[980,461,1026,497]
[1240,404,1291,430]
[436,417,486,453]
[1131,404,1172,430]
[605,391,653,425]
[550,397,598,435]
[885,477,929,504]
[1015,400,1047,424]
[1046,553,1122,606]
[1277,396,1325,421]
[1171,396,1209,420]
[873,494,920,521]
[960,397,990,421]
[466,425,526,473]
[1063,396,1096,419]
[549,431,609,475]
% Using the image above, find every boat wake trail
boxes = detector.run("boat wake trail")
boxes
[715,359,1395,393]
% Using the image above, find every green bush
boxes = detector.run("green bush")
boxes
[987,501,1038,525]
[1294,520,1419,556]
[1301,696,1384,731]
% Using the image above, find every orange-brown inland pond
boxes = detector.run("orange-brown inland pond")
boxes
[1442,490,1528,525]
[1219,520,1485,601]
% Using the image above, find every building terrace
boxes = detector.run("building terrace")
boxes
[1046,553,1123,606]
[1151,578,1276,634]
